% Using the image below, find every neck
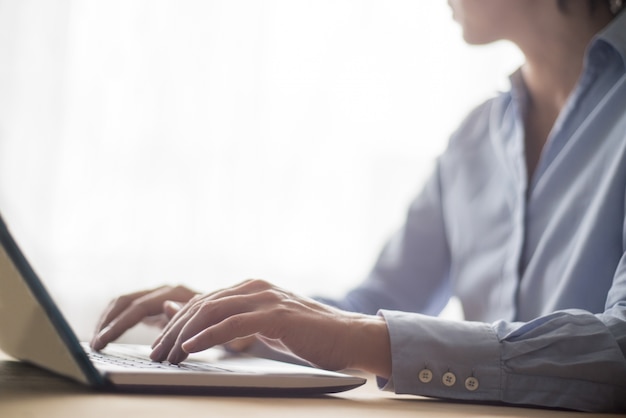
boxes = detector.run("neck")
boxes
[513,5,614,184]
[517,6,613,113]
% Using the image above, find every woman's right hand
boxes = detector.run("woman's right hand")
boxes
[90,285,198,351]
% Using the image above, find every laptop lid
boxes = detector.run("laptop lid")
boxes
[0,213,103,386]
[0,213,366,394]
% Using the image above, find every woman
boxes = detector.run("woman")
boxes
[91,0,626,412]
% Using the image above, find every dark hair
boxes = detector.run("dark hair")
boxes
[557,0,623,14]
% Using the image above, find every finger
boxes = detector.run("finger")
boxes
[181,311,272,355]
[94,285,194,336]
[140,301,182,329]
[154,292,267,363]
[151,297,213,360]
[90,288,158,350]
[150,280,269,349]
[93,288,156,337]
[151,293,203,349]
[163,300,182,319]
[172,290,286,359]
[141,314,170,329]
[92,285,195,350]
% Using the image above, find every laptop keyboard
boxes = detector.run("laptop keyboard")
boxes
[87,348,234,373]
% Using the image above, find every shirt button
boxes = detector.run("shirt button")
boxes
[465,376,479,391]
[418,368,433,383]
[442,371,456,387]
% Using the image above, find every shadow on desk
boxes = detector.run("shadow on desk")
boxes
[1,358,622,418]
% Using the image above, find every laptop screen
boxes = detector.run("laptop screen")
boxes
[0,213,101,385]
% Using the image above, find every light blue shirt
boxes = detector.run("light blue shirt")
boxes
[319,13,626,412]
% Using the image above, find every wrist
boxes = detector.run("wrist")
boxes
[346,315,392,379]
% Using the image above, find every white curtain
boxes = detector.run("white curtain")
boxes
[0,0,522,341]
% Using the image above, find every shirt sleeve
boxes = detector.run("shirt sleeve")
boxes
[379,256,626,412]
[316,161,452,317]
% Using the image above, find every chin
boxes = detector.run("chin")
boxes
[462,31,499,46]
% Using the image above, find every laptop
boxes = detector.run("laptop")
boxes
[0,213,366,394]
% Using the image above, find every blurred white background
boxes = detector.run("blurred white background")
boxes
[0,0,522,341]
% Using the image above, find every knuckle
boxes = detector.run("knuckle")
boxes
[115,294,133,307]
[110,294,136,313]
[192,300,222,321]
[189,294,203,304]
[128,299,149,316]
[197,300,215,314]
[172,284,191,296]
[272,303,293,317]
[245,278,272,291]
[260,288,286,303]
[162,285,180,297]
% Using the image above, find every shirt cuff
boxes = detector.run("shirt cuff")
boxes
[378,309,502,402]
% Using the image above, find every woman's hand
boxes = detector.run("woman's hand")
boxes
[149,279,392,378]
[90,285,198,350]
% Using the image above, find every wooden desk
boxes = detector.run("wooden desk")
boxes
[0,351,622,418]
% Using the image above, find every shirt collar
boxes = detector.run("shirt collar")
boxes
[593,11,626,69]
[507,12,626,111]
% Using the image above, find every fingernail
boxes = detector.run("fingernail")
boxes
[90,336,100,350]
[182,338,196,353]
[164,300,181,312]
[167,350,182,364]
[151,338,160,349]
[91,330,108,351]
[96,326,111,341]
[151,343,165,361]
